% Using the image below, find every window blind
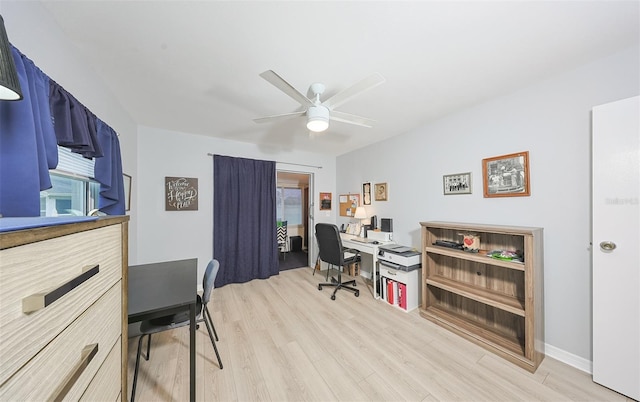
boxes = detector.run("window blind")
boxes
[55,146,95,179]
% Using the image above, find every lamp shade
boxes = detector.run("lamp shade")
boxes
[0,15,22,101]
[354,206,367,219]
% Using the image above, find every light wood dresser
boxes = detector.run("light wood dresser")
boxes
[0,216,129,401]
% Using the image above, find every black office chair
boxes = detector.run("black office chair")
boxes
[315,223,361,300]
[130,259,223,401]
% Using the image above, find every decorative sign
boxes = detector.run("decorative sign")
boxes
[165,177,198,211]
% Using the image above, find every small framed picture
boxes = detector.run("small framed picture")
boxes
[123,174,132,211]
[319,192,332,210]
[482,151,530,197]
[374,182,388,201]
[443,172,472,195]
[362,182,371,205]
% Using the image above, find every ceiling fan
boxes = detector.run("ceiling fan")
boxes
[253,70,385,134]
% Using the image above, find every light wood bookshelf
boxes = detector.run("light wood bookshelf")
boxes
[419,221,544,372]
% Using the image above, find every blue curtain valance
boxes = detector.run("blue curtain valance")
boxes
[50,80,103,159]
[0,45,124,217]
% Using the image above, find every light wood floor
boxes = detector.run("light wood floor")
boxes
[127,267,631,401]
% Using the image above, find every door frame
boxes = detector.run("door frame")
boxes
[275,169,314,268]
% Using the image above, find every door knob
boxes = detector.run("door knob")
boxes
[599,241,617,251]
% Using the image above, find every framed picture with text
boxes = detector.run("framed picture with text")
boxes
[165,176,199,210]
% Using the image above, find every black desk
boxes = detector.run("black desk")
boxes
[128,258,198,401]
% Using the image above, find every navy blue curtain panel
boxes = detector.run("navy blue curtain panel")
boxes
[0,46,58,217]
[213,155,278,287]
[94,119,125,214]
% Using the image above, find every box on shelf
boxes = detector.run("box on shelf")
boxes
[346,261,360,277]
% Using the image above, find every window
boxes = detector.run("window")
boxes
[40,147,100,216]
[276,187,302,225]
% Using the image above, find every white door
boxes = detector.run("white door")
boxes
[592,96,639,401]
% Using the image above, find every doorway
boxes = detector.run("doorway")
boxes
[276,170,313,270]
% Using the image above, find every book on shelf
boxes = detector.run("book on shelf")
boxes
[387,279,394,305]
[399,282,407,310]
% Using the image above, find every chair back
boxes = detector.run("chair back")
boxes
[315,223,345,267]
[202,259,220,304]
[277,221,288,243]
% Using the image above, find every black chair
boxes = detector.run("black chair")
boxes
[277,220,289,260]
[130,259,223,401]
[315,223,361,300]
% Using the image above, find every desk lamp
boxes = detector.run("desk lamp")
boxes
[354,206,367,237]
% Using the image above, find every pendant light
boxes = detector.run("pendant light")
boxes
[0,15,23,101]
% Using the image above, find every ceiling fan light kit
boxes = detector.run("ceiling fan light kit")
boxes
[254,70,385,136]
[306,105,330,132]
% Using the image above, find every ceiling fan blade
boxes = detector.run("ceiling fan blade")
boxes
[253,111,305,124]
[323,72,385,110]
[259,70,313,107]
[330,110,376,128]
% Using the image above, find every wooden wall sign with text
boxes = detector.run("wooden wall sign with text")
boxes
[165,177,198,211]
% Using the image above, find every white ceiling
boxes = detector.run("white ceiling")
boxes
[38,1,639,156]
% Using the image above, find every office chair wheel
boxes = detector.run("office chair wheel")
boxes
[355,291,359,297]
[318,285,322,290]
[331,295,336,300]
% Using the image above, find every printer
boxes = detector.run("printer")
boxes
[377,244,421,271]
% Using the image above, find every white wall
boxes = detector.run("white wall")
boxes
[2,1,139,257]
[336,46,639,370]
[136,126,336,279]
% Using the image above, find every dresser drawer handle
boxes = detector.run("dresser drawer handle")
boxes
[22,265,100,313]
[50,343,99,402]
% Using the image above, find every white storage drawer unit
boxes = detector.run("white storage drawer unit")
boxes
[0,216,128,401]
[379,263,421,312]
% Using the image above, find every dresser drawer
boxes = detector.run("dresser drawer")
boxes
[0,283,121,400]
[81,336,122,401]
[0,225,121,385]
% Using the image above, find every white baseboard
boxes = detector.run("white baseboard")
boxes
[545,343,592,374]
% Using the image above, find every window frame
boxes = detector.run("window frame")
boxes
[276,185,303,226]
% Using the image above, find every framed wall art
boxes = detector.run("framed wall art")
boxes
[123,173,132,211]
[482,151,530,198]
[320,192,332,210]
[443,172,471,195]
[362,182,372,205]
[374,182,388,201]
[165,176,199,210]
